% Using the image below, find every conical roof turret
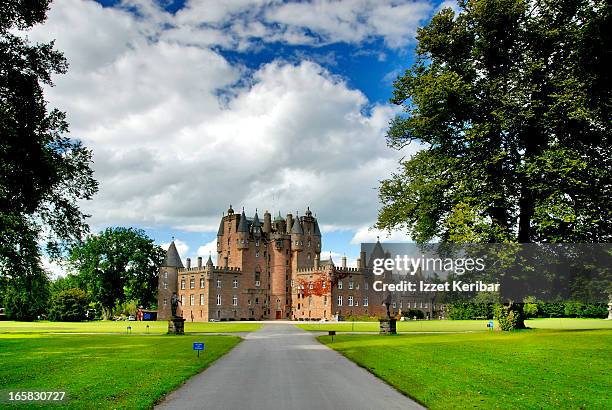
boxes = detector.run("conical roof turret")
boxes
[252,210,261,228]
[217,216,224,236]
[206,253,214,267]
[162,240,184,268]
[237,209,249,233]
[291,215,303,234]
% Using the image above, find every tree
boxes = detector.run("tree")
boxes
[69,227,165,319]
[0,1,98,318]
[377,0,611,244]
[49,288,89,322]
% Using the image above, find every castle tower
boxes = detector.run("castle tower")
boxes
[237,209,249,250]
[157,240,184,320]
[262,210,271,234]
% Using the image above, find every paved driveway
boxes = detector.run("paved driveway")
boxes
[156,324,424,410]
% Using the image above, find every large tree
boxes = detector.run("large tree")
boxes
[0,1,98,319]
[69,227,165,319]
[377,0,611,244]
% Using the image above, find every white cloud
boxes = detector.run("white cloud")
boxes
[197,239,218,258]
[350,225,413,244]
[25,0,425,239]
[42,257,67,279]
[161,239,189,259]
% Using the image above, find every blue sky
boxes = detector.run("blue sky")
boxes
[29,0,458,275]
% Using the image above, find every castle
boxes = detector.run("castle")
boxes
[157,205,438,321]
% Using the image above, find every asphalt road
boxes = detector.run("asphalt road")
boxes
[156,324,424,410]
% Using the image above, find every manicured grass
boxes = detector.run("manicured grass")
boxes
[297,318,612,332]
[0,320,261,334]
[0,333,240,409]
[320,329,612,409]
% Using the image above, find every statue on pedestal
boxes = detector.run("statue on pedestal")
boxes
[171,292,181,318]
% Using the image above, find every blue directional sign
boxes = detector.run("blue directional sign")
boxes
[193,342,205,351]
[488,320,494,329]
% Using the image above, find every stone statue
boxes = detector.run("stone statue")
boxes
[384,293,392,318]
[171,292,181,318]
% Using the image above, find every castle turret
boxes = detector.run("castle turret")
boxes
[290,214,304,252]
[273,211,285,233]
[237,209,249,250]
[286,213,293,234]
[263,210,271,234]
[157,240,184,320]
[252,210,261,238]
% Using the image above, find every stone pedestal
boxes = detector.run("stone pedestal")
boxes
[168,317,185,334]
[379,318,397,335]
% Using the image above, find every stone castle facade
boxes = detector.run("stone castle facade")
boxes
[157,205,440,321]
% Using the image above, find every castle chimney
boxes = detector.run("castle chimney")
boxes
[314,254,320,270]
[356,257,361,268]
[263,210,272,234]
[286,213,293,234]
[360,250,366,268]
[197,256,202,269]
[186,258,191,269]
[342,255,347,268]
[223,256,229,268]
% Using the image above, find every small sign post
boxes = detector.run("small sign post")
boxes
[487,320,494,331]
[193,342,205,358]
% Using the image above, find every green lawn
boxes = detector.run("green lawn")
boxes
[0,320,261,334]
[0,333,240,409]
[320,329,612,409]
[297,318,612,332]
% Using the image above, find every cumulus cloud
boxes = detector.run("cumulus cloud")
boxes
[350,226,413,244]
[161,239,189,260]
[197,240,218,258]
[24,0,425,239]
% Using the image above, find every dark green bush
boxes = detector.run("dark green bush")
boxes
[49,288,89,322]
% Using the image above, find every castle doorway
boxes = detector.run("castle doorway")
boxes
[275,310,282,319]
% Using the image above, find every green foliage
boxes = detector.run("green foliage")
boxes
[377,0,611,244]
[538,301,566,318]
[494,303,526,331]
[403,308,425,319]
[2,265,50,321]
[523,296,539,318]
[115,299,138,316]
[49,288,89,322]
[0,0,97,319]
[448,303,494,320]
[563,301,608,318]
[69,227,165,319]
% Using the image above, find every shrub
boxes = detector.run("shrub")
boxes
[494,303,525,331]
[49,288,89,322]
[402,309,425,319]
[523,296,538,318]
[447,303,494,320]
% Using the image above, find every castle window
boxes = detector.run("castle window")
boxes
[364,297,368,307]
[308,296,312,306]
[200,294,205,305]
[255,240,259,247]
[355,299,359,307]
[307,240,311,247]
[164,271,168,279]
[393,302,397,308]
[163,281,168,290]
[190,294,195,306]
[309,282,313,289]
[248,299,251,305]
[348,296,354,306]
[216,295,221,305]
[181,295,185,306]
[349,280,353,289]
[337,295,343,306]
[181,280,185,290]
[190,278,195,289]
[163,298,167,306]
[233,295,238,306]
[200,278,205,288]
[217,279,222,288]
[307,253,311,260]
[233,279,238,288]
[255,280,260,287]
[338,280,343,290]
[323,296,327,306]
[322,281,326,288]
[256,250,260,258]
[365,282,369,290]
[255,298,259,304]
